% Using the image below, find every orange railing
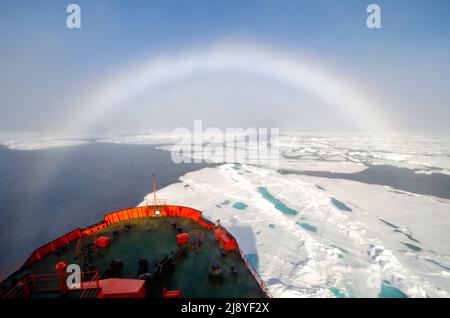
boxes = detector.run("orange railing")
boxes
[79,272,101,298]
[213,226,272,298]
[1,229,83,283]
[89,205,215,234]
[26,270,100,294]
[16,229,84,271]
[80,271,100,290]
[2,271,100,298]
[28,273,62,293]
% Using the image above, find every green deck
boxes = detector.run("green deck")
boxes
[11,217,266,298]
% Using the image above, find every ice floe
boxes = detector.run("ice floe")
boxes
[139,163,450,298]
[0,133,89,150]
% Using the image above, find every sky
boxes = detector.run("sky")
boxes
[0,0,449,134]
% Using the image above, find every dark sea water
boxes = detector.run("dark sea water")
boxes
[280,165,450,200]
[0,143,208,270]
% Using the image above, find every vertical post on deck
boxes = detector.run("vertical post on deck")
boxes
[152,174,157,209]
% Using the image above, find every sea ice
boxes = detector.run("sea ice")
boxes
[139,162,450,298]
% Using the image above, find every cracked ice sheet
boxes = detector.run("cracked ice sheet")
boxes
[141,133,450,174]
[300,174,450,297]
[139,163,450,298]
[278,134,450,175]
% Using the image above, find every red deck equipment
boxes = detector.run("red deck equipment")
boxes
[162,287,181,298]
[95,236,111,248]
[55,261,67,272]
[219,233,236,251]
[97,278,146,298]
[214,228,225,240]
[176,233,189,245]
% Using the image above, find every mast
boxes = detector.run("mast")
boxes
[152,174,157,209]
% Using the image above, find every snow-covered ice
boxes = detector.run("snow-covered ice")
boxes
[134,133,450,298]
[276,134,450,175]
[140,163,450,298]
[0,132,89,150]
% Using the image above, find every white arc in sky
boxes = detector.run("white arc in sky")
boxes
[66,43,394,133]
